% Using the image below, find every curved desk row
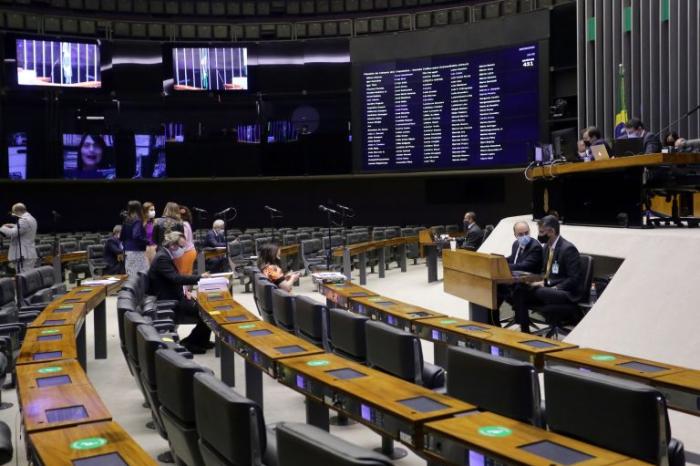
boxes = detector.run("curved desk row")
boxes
[16,278,157,466]
[331,236,418,285]
[196,289,649,466]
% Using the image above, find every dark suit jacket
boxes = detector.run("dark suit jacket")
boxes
[642,132,662,154]
[103,237,124,275]
[206,230,226,248]
[506,239,543,273]
[542,236,583,297]
[462,224,483,251]
[147,249,200,301]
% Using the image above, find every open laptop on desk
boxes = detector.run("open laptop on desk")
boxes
[612,138,644,156]
[591,144,610,161]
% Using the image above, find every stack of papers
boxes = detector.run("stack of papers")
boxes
[311,272,347,284]
[81,277,121,286]
[197,276,230,293]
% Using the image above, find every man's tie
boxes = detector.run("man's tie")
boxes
[514,246,522,264]
[544,246,555,281]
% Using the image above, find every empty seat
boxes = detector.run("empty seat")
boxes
[447,347,543,427]
[325,308,369,363]
[253,276,276,323]
[365,321,444,390]
[293,296,326,348]
[300,239,326,273]
[271,288,295,333]
[0,279,18,324]
[156,349,211,466]
[193,372,278,466]
[87,244,107,277]
[36,266,66,297]
[276,422,391,466]
[545,366,684,466]
[0,421,12,465]
[15,269,51,307]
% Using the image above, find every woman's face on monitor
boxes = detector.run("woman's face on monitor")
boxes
[80,135,103,169]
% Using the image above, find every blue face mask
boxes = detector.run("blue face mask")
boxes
[517,235,531,248]
[626,130,640,139]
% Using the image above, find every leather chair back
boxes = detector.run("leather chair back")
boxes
[271,288,295,332]
[365,321,422,385]
[293,296,325,347]
[327,308,368,363]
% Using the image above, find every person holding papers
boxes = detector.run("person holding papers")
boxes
[148,231,212,354]
[258,243,300,292]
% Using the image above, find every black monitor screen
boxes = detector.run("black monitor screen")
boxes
[226,315,248,322]
[325,368,367,380]
[397,396,449,413]
[359,44,539,172]
[519,339,558,349]
[519,441,594,465]
[45,405,88,423]
[37,335,62,342]
[133,134,166,178]
[617,361,669,373]
[275,345,306,354]
[33,351,62,361]
[36,375,71,387]
[73,453,128,466]
[63,134,116,180]
[7,132,28,180]
[458,324,489,332]
[16,38,101,88]
[171,47,248,91]
[247,329,273,337]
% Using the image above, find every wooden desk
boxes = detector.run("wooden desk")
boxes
[43,250,88,265]
[221,320,324,408]
[546,348,698,416]
[83,274,127,295]
[22,382,112,433]
[279,244,299,257]
[29,420,157,465]
[58,286,109,360]
[333,237,413,284]
[18,327,78,366]
[319,281,378,309]
[28,302,87,369]
[348,295,445,332]
[414,316,576,370]
[197,290,259,387]
[443,249,541,323]
[203,248,226,260]
[424,412,639,466]
[17,360,91,400]
[527,152,700,178]
[277,353,475,452]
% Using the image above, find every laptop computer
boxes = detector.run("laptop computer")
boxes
[590,144,610,161]
[612,138,645,156]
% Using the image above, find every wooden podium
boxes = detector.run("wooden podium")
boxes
[442,249,540,323]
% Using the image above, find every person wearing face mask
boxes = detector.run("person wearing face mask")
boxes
[493,221,543,325]
[147,231,212,354]
[513,215,583,333]
[579,127,611,161]
[623,118,662,154]
[120,200,149,277]
[103,225,125,275]
[205,219,230,273]
[142,202,157,264]
[461,211,483,251]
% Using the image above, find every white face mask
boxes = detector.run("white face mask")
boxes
[171,247,185,258]
[148,210,156,219]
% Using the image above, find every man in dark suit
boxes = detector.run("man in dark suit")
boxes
[580,126,612,160]
[205,219,230,273]
[513,215,583,333]
[624,118,662,154]
[494,221,543,325]
[148,231,212,354]
[103,225,125,275]
[462,211,483,251]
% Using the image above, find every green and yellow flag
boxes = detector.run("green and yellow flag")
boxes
[614,64,628,138]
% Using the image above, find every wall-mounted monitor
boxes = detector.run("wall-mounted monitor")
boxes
[357,44,540,172]
[172,47,248,91]
[63,133,115,180]
[164,122,185,143]
[7,132,28,180]
[134,134,166,178]
[267,120,298,143]
[237,124,261,144]
[16,38,101,88]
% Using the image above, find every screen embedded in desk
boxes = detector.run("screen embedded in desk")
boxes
[359,44,539,172]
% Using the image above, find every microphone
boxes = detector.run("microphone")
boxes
[318,205,338,215]
[215,207,234,217]
[652,103,700,141]
[264,205,282,214]
[335,203,353,212]
[192,207,208,213]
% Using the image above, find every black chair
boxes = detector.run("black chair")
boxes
[193,372,278,466]
[445,224,460,236]
[156,349,211,466]
[36,266,66,298]
[0,279,18,324]
[15,269,52,308]
[324,308,369,363]
[87,244,107,277]
[255,237,273,256]
[253,275,276,323]
[0,421,12,464]
[531,255,594,339]
[429,225,446,237]
[401,228,420,265]
[446,347,543,427]
[365,321,444,390]
[300,239,327,274]
[271,288,295,333]
[545,366,685,466]
[293,296,327,348]
[276,422,391,466]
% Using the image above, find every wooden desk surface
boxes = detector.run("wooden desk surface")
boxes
[58,286,107,311]
[417,316,503,340]
[22,382,112,433]
[29,420,157,466]
[332,236,415,257]
[483,327,577,356]
[42,250,88,265]
[280,353,475,423]
[198,291,259,327]
[203,247,226,259]
[424,412,634,466]
[28,302,86,331]
[350,295,445,321]
[545,347,686,380]
[527,152,700,179]
[17,359,90,394]
[18,327,78,366]
[320,282,378,300]
[653,370,700,392]
[222,320,324,361]
[279,244,300,256]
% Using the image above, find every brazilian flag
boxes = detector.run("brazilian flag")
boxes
[614,64,628,139]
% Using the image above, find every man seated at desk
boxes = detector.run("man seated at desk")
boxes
[578,126,611,161]
[513,215,583,333]
[205,219,233,273]
[103,225,125,275]
[462,211,483,251]
[148,231,213,354]
[494,221,543,325]
[622,118,662,154]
